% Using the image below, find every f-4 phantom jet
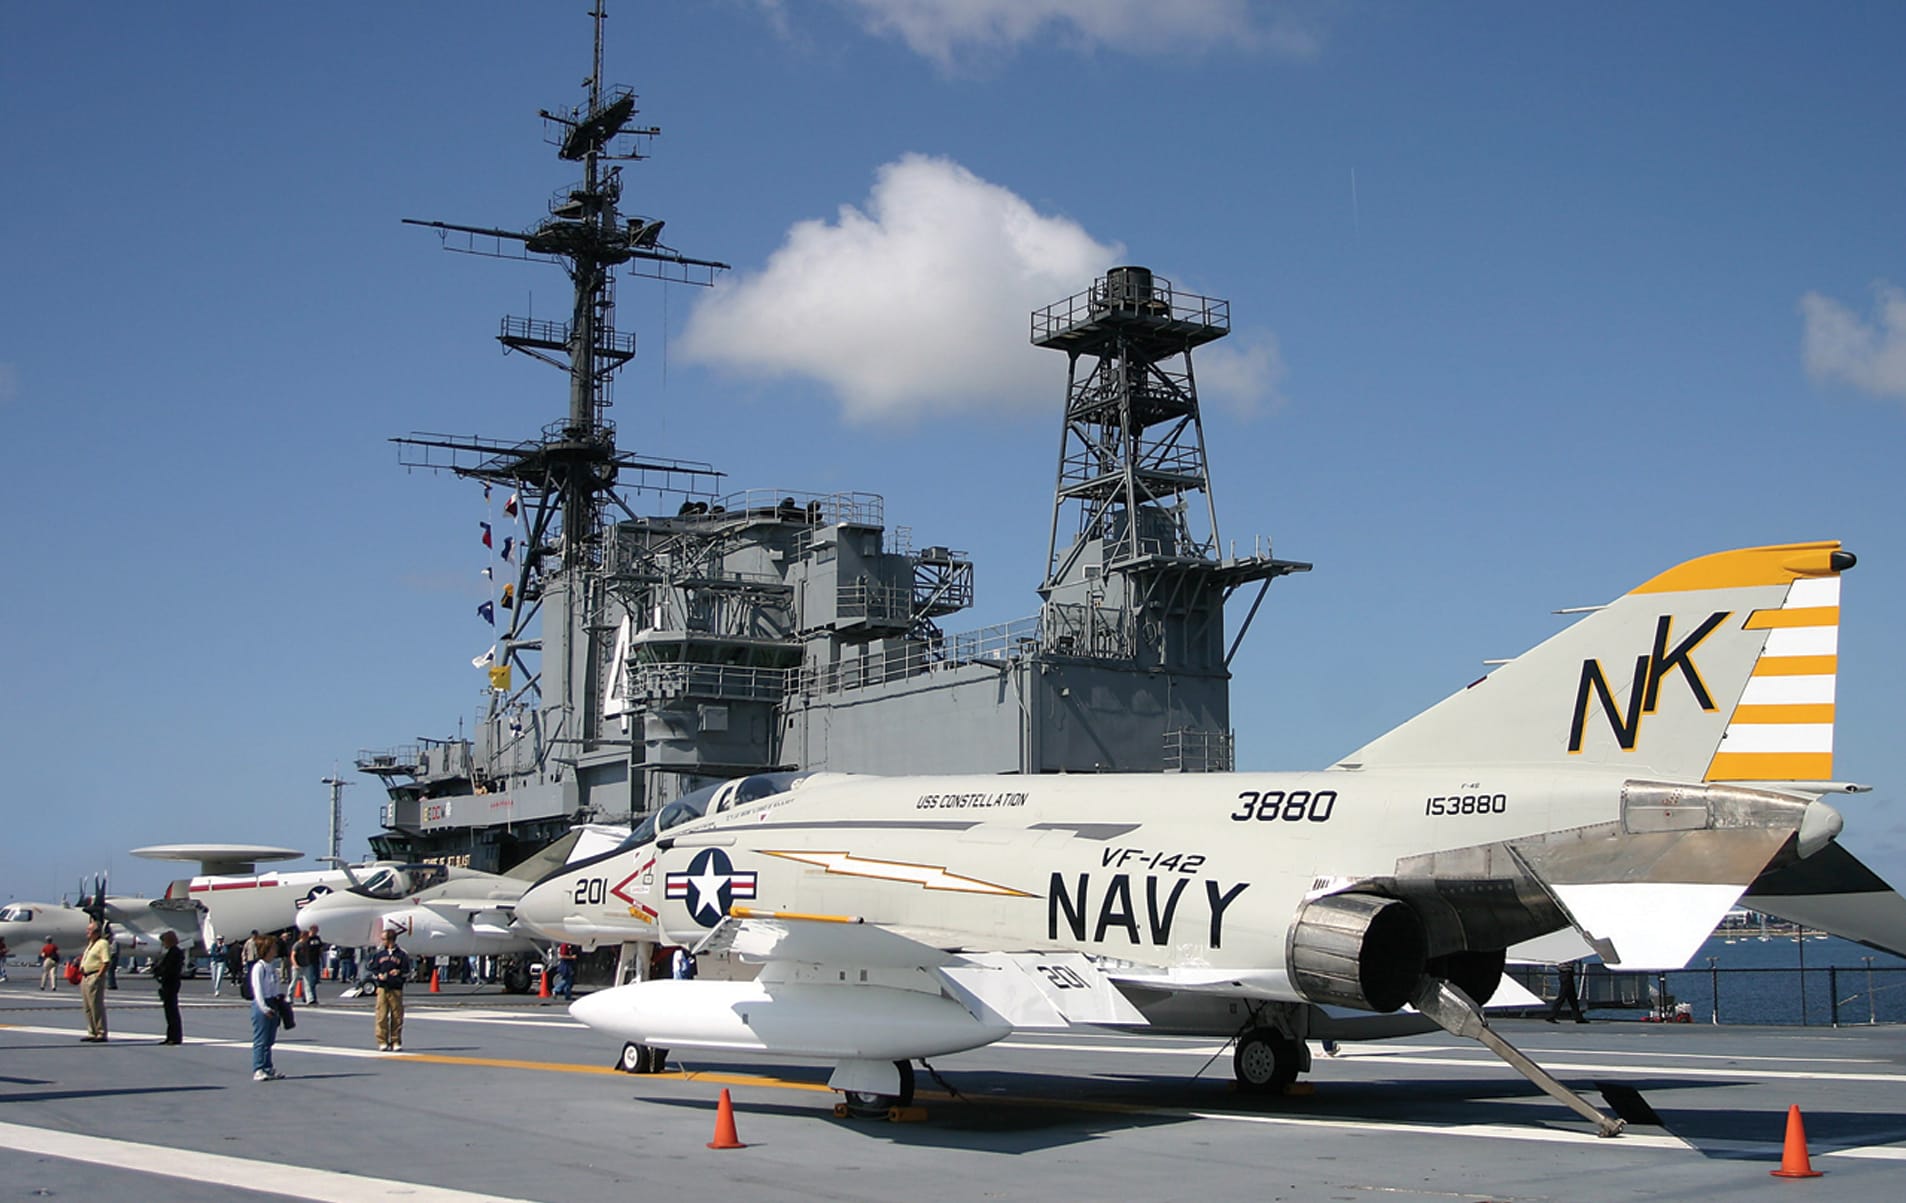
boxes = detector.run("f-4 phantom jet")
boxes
[563,541,1896,1134]
[294,861,538,962]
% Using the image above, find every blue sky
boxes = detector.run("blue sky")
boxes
[3,1,1902,904]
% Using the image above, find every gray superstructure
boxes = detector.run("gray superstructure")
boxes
[361,8,1305,872]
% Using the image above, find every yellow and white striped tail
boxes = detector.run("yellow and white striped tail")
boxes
[1706,574,1839,783]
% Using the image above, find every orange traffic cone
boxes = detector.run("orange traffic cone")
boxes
[429,967,441,993]
[706,1088,747,1150]
[538,965,551,999]
[1770,1104,1824,1178]
[291,978,305,1002]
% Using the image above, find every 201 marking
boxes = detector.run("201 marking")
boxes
[1037,964,1090,990]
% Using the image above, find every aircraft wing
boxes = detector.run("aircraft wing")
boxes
[1104,964,1298,1001]
[703,909,956,967]
[411,897,522,941]
[1744,843,1906,959]
[703,909,1147,1029]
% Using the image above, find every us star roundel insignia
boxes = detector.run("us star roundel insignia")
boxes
[665,848,757,927]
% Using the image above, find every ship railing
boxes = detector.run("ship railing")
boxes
[1041,602,1134,659]
[1507,961,1906,1026]
[1095,532,1217,565]
[711,488,886,529]
[540,416,616,448]
[499,314,636,360]
[626,663,791,704]
[942,615,1042,664]
[1164,728,1235,773]
[617,557,789,592]
[837,579,913,625]
[356,745,424,775]
[1030,274,1230,343]
[790,616,1042,698]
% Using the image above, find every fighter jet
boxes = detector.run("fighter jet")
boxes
[291,862,539,963]
[515,773,815,949]
[564,541,1898,1133]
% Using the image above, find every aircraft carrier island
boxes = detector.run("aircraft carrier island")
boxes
[357,9,1306,874]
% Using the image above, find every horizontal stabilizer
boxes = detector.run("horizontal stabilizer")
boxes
[1746,843,1906,960]
[1483,973,1544,1011]
[1547,882,1747,970]
[1504,781,1833,968]
[1509,929,1598,964]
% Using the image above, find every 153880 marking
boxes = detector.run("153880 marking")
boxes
[1425,794,1507,816]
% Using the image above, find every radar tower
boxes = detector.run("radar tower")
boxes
[390,1,727,805]
[1031,267,1306,765]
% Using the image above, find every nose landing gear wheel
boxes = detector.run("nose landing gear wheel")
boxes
[840,1059,915,1117]
[500,961,531,994]
[1234,1029,1302,1094]
[617,1042,669,1073]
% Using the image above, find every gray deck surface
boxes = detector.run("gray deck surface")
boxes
[4,974,1903,1201]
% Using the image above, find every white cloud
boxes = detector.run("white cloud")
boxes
[1800,282,1906,404]
[1196,332,1289,418]
[826,0,1319,67]
[678,154,1122,422]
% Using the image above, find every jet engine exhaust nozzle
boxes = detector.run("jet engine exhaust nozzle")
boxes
[1288,892,1428,1013]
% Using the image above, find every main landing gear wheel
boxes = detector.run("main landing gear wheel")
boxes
[1234,1029,1302,1094]
[500,962,532,994]
[617,1042,669,1074]
[840,1060,915,1118]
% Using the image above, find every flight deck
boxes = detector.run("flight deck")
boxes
[4,977,1903,1201]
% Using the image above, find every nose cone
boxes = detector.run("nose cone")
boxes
[1797,799,1844,859]
[513,883,569,941]
[297,899,361,942]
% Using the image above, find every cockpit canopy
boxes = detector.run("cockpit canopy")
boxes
[352,863,449,900]
[0,905,33,923]
[615,771,807,853]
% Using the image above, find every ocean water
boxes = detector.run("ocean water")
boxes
[1579,933,1906,1026]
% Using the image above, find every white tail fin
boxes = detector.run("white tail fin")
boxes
[1337,541,1853,783]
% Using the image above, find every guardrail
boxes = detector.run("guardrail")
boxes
[1510,963,1906,1026]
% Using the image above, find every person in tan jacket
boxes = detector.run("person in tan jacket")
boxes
[78,920,111,1041]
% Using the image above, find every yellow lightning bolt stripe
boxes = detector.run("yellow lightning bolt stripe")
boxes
[760,849,1033,897]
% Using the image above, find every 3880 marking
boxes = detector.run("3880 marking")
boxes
[1230,789,1337,823]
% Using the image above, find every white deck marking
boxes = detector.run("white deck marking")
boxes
[999,1038,1891,1069]
[0,1120,541,1202]
[7,1019,1904,1163]
[1185,1109,1694,1151]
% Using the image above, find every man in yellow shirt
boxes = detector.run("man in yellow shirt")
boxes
[78,920,111,1041]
